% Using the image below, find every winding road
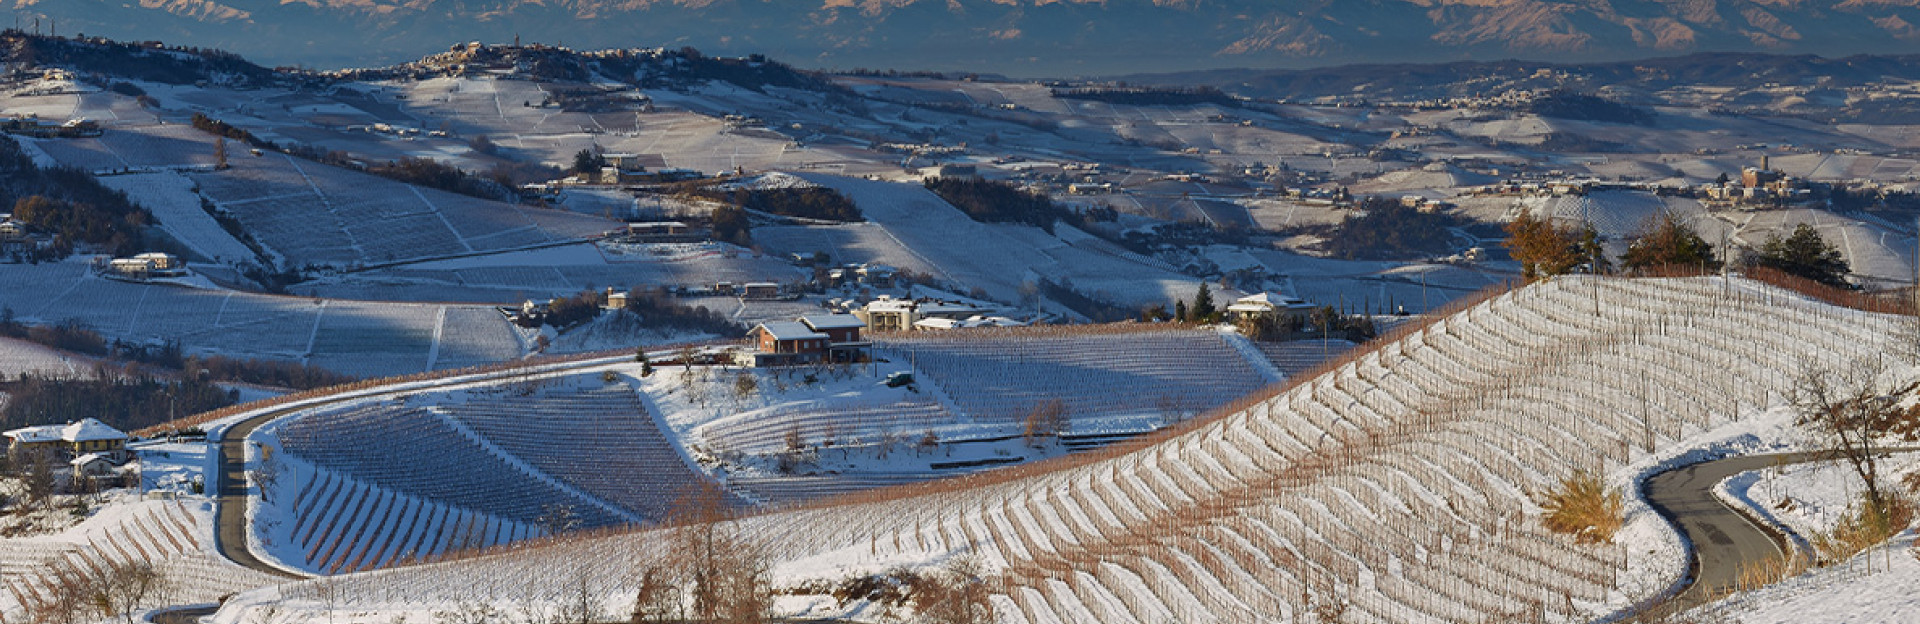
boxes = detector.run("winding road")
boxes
[211,408,305,580]
[1637,452,1815,617]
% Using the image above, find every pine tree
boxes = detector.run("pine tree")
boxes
[1191,283,1217,322]
[1621,212,1719,274]
[1756,223,1851,287]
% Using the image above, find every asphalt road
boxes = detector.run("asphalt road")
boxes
[212,410,305,580]
[1639,452,1814,616]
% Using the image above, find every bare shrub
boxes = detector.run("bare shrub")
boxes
[1538,469,1624,544]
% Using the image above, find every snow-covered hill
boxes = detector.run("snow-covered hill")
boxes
[201,275,1910,624]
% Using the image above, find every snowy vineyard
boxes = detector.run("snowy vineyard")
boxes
[212,277,1903,624]
[875,329,1277,428]
[262,377,713,575]
[0,500,276,621]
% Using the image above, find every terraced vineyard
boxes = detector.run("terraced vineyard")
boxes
[259,375,716,574]
[0,500,275,622]
[211,277,1900,624]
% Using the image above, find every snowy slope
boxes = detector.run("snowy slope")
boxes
[202,276,1909,624]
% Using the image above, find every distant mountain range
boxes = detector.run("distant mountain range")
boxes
[17,0,1920,76]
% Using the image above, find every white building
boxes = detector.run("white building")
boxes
[1226,292,1318,322]
[5,418,130,462]
[858,296,988,332]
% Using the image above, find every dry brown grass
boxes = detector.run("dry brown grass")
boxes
[1538,469,1625,544]
[1729,552,1809,595]
[1811,494,1915,565]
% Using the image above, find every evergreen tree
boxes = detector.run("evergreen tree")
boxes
[1755,223,1851,288]
[1191,283,1217,322]
[572,149,605,175]
[1174,300,1188,323]
[1621,212,1719,274]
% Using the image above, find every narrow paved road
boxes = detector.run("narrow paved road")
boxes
[1639,452,1813,616]
[212,410,305,580]
[1636,449,1920,619]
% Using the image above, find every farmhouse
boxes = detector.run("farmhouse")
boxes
[1227,292,1317,324]
[70,453,119,477]
[799,314,871,362]
[827,263,898,288]
[4,418,130,463]
[744,321,830,366]
[602,288,629,311]
[0,217,54,260]
[743,315,871,366]
[102,252,188,280]
[741,282,783,300]
[610,221,704,243]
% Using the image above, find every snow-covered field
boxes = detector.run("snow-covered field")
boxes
[249,371,709,575]
[97,171,258,264]
[197,275,1907,624]
[775,173,1209,308]
[0,336,90,379]
[175,147,614,267]
[0,260,530,378]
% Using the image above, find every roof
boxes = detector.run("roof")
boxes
[5,418,128,444]
[866,298,918,313]
[71,453,114,467]
[919,302,984,316]
[1233,292,1316,310]
[755,321,828,341]
[800,314,866,331]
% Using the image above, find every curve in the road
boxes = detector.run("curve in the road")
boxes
[1626,451,1869,621]
[211,409,307,580]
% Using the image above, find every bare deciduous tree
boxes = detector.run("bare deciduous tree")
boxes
[1790,359,1919,518]
[914,555,993,624]
[248,446,283,504]
[629,566,681,624]
[667,481,770,624]
[1022,398,1069,448]
[86,560,169,624]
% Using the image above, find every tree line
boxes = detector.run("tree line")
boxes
[924,177,1080,233]
[0,373,237,434]
[1322,197,1459,260]
[1,311,357,390]
[191,113,548,204]
[0,135,156,258]
[683,186,863,223]
[1506,210,1852,287]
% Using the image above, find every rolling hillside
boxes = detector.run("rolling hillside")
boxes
[204,275,1906,623]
